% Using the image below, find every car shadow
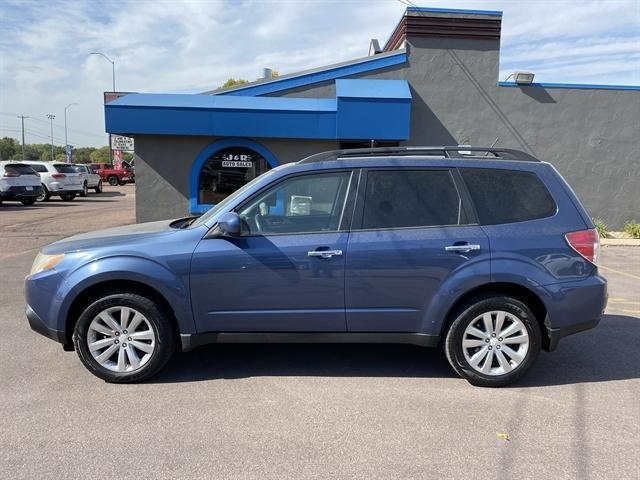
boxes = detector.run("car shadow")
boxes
[151,314,640,387]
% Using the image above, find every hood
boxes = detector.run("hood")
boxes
[42,219,180,254]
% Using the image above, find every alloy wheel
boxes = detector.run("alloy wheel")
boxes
[461,310,530,376]
[87,306,156,373]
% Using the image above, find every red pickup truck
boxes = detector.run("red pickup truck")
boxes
[89,162,134,186]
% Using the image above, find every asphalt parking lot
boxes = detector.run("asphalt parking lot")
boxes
[1,187,638,479]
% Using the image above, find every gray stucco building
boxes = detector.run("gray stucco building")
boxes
[105,6,639,227]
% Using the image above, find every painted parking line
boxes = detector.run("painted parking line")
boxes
[599,264,640,281]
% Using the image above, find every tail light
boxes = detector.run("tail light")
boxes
[565,228,599,264]
[3,168,20,177]
[51,173,66,179]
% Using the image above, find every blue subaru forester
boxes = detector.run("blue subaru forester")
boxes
[25,147,607,386]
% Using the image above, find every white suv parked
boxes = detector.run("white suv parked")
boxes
[72,164,103,196]
[0,161,42,206]
[25,161,83,202]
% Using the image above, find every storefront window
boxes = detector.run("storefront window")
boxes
[198,147,271,204]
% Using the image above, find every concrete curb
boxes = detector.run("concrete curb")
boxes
[601,238,640,247]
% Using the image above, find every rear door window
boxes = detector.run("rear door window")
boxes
[361,169,463,229]
[4,163,38,175]
[460,168,557,225]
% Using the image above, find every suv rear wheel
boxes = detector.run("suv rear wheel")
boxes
[444,295,541,387]
[80,182,88,197]
[73,293,176,383]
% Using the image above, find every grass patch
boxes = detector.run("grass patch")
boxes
[623,220,640,239]
[592,218,608,238]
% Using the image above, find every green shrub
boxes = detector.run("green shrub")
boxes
[592,218,608,238]
[623,220,640,239]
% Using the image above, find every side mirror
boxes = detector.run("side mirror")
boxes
[217,212,241,237]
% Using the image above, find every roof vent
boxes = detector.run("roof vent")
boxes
[369,39,382,56]
[262,68,273,79]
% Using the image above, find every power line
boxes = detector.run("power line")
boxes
[0,127,98,148]
[0,111,107,139]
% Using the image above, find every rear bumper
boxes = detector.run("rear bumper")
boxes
[0,186,42,200]
[26,304,66,344]
[547,317,601,351]
[542,274,607,351]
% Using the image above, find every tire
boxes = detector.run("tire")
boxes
[37,184,50,202]
[73,293,176,383]
[118,181,126,186]
[60,193,76,201]
[21,198,37,206]
[94,180,103,193]
[80,182,88,197]
[444,295,541,387]
[108,176,118,186]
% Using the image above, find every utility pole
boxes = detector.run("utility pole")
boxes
[46,114,56,161]
[17,115,29,160]
[90,52,116,164]
[64,103,78,162]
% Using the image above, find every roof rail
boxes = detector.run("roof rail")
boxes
[298,146,540,164]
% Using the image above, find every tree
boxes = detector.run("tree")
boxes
[0,137,18,160]
[73,147,96,164]
[89,146,110,164]
[219,78,249,89]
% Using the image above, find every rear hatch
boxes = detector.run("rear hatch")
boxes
[53,163,82,188]
[1,163,41,190]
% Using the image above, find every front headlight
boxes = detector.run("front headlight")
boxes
[30,252,65,276]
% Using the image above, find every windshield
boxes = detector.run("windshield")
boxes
[190,168,281,228]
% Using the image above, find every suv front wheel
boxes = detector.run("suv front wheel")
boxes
[73,293,176,383]
[444,295,541,387]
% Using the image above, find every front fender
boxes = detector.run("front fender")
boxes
[54,255,195,334]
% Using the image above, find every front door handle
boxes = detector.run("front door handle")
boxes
[445,244,481,253]
[308,249,343,259]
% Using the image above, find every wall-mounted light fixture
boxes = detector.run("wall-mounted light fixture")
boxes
[505,71,536,85]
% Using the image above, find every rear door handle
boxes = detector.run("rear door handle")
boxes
[445,244,481,252]
[308,249,343,259]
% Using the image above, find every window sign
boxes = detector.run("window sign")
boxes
[199,147,270,205]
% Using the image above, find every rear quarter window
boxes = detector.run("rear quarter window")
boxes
[29,164,48,173]
[461,168,557,225]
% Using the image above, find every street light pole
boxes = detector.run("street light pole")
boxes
[90,52,116,164]
[46,114,56,161]
[64,103,79,162]
[17,115,29,160]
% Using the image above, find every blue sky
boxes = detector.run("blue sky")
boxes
[1,0,638,148]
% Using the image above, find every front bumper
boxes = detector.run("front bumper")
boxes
[26,304,66,343]
[1,186,42,200]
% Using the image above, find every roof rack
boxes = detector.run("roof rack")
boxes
[298,146,540,164]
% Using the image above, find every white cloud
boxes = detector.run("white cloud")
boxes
[0,0,638,147]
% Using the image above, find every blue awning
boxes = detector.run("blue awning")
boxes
[105,79,411,141]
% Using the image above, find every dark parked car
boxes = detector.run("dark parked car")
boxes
[25,146,606,386]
